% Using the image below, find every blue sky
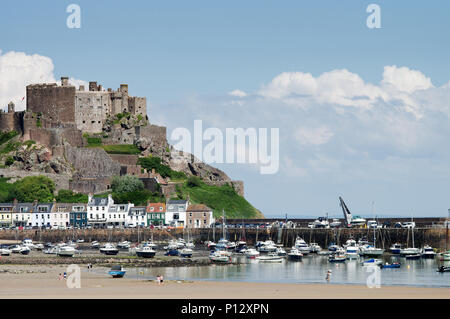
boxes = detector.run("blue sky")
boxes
[1,1,450,217]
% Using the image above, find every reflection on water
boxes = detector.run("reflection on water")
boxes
[102,255,450,288]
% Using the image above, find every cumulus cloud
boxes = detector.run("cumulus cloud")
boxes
[295,126,334,146]
[0,50,87,111]
[0,50,56,111]
[229,89,247,98]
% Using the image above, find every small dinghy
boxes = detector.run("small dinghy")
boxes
[109,265,126,278]
[361,258,382,266]
[380,262,401,269]
[180,248,193,258]
[328,254,346,263]
[437,266,450,273]
[164,249,179,256]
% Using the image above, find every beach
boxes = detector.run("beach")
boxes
[0,265,448,299]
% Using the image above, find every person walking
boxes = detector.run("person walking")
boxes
[326,270,332,282]
[160,274,164,285]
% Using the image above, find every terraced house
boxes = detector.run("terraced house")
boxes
[12,202,33,227]
[0,202,13,228]
[87,194,113,228]
[70,204,87,228]
[107,203,134,228]
[147,203,165,226]
[31,202,54,228]
[165,199,189,227]
[186,204,214,229]
[51,202,72,229]
[127,206,147,227]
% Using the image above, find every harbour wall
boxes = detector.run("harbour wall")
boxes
[1,227,448,251]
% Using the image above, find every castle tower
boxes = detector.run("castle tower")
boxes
[7,101,14,113]
[61,77,69,87]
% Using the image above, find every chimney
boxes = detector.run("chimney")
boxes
[61,77,69,87]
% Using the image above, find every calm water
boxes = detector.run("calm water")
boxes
[98,254,450,288]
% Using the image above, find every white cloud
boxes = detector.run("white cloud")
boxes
[295,126,334,146]
[229,89,247,98]
[0,50,56,111]
[0,50,87,111]
[381,65,433,93]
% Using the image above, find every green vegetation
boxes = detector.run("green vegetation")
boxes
[0,177,15,202]
[0,141,21,155]
[56,189,88,203]
[112,189,165,206]
[137,155,187,180]
[111,175,144,193]
[36,112,42,127]
[101,144,141,155]
[86,137,102,147]
[23,140,36,148]
[0,130,19,145]
[9,175,55,203]
[4,156,14,166]
[176,178,263,219]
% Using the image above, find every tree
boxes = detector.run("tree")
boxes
[111,175,144,193]
[186,176,202,188]
[56,189,88,203]
[10,175,55,202]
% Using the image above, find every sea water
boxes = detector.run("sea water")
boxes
[99,255,450,288]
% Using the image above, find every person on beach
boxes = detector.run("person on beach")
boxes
[63,272,67,280]
[156,275,161,285]
[326,270,332,282]
[59,273,63,280]
[160,275,164,285]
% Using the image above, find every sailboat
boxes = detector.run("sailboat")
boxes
[400,217,420,257]
[359,211,384,257]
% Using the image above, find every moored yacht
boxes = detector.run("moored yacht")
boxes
[117,241,131,250]
[100,243,119,255]
[180,248,193,258]
[359,245,384,257]
[244,248,260,259]
[390,243,402,254]
[135,245,156,258]
[309,243,322,253]
[400,247,421,256]
[257,253,283,262]
[294,237,311,255]
[421,245,436,259]
[257,240,277,253]
[287,248,303,261]
[57,245,76,257]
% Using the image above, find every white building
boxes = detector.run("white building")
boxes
[50,203,72,229]
[126,206,147,227]
[31,203,54,228]
[87,194,114,228]
[107,203,134,227]
[12,202,33,227]
[165,199,189,227]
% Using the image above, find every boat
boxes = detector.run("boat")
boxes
[20,246,31,255]
[22,238,35,250]
[257,253,283,262]
[206,241,217,250]
[43,246,59,254]
[438,251,450,261]
[328,243,339,252]
[57,245,76,257]
[380,262,401,269]
[176,238,186,249]
[117,241,131,250]
[328,254,346,263]
[235,241,247,253]
[185,242,195,249]
[390,243,403,254]
[309,243,322,253]
[180,248,193,258]
[244,248,260,259]
[312,217,330,228]
[359,245,384,257]
[344,239,359,259]
[257,240,277,253]
[10,245,22,254]
[0,247,11,256]
[164,249,179,256]
[287,248,303,261]
[294,237,311,255]
[361,258,382,266]
[400,247,421,256]
[421,245,436,259]
[34,243,44,251]
[136,245,156,258]
[209,250,231,263]
[76,239,85,243]
[437,266,450,273]
[317,250,332,255]
[109,265,126,278]
[405,254,421,260]
[100,243,119,255]
[276,247,287,257]
[91,241,100,249]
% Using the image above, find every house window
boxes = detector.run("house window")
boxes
[150,207,154,211]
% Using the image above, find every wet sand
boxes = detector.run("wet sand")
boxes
[0,265,448,299]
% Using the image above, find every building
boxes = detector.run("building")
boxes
[31,202,54,228]
[186,204,214,228]
[107,203,134,228]
[127,206,147,227]
[0,203,14,228]
[12,202,33,227]
[70,204,87,228]
[146,203,165,226]
[87,194,114,228]
[165,199,189,227]
[50,202,72,229]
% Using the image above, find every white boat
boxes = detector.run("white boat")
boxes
[20,246,31,255]
[312,217,329,228]
[390,243,402,254]
[257,253,283,262]
[244,248,260,259]
[344,239,359,259]
[135,245,156,258]
[34,243,44,251]
[76,239,85,243]
[359,245,384,257]
[117,241,131,250]
[57,245,75,257]
[309,243,322,253]
[22,239,35,250]
[100,243,119,255]
[43,247,59,254]
[91,241,100,249]
[361,258,382,266]
[0,248,11,256]
[209,250,231,263]
[294,237,311,255]
[185,242,195,249]
[421,245,436,259]
[276,247,287,257]
[287,248,303,261]
[400,247,421,256]
[438,251,450,261]
[180,248,193,258]
[10,245,22,253]
[257,240,277,253]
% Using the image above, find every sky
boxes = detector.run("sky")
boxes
[1,1,450,217]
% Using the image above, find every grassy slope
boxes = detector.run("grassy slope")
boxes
[177,181,264,219]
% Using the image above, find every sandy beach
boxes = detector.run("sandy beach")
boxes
[0,264,448,299]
